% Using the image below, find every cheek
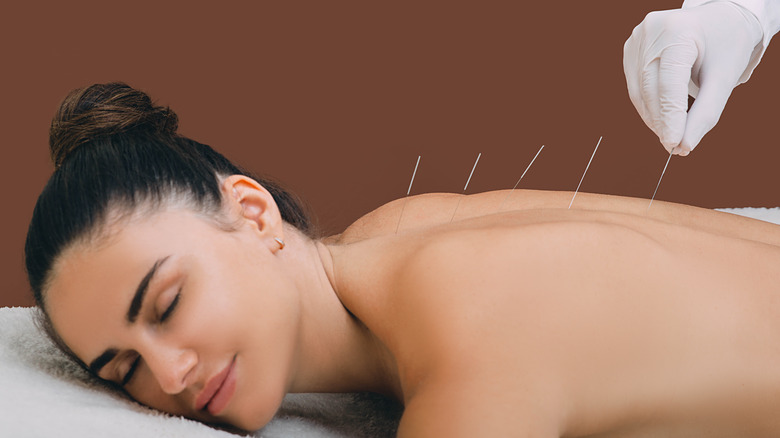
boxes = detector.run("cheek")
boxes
[218,257,299,336]
[225,277,301,428]
[181,259,254,344]
[185,246,301,428]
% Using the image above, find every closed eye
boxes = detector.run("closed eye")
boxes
[121,355,141,386]
[159,289,180,322]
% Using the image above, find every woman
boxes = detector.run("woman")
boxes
[26,82,780,437]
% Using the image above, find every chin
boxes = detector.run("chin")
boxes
[230,390,287,431]
[232,409,278,432]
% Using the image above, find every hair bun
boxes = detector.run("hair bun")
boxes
[49,82,179,168]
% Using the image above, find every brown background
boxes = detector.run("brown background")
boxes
[1,1,778,307]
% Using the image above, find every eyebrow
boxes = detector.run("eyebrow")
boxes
[87,255,170,376]
[126,256,170,323]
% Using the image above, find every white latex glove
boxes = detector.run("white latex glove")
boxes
[624,2,764,155]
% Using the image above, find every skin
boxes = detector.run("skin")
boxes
[46,176,780,437]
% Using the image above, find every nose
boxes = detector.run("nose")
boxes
[140,341,198,394]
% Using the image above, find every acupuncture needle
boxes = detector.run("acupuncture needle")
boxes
[647,150,673,211]
[449,153,482,223]
[568,136,603,209]
[496,144,545,212]
[395,155,421,234]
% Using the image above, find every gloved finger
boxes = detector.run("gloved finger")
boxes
[672,145,691,156]
[679,76,733,152]
[640,58,663,139]
[623,34,651,129]
[657,41,698,153]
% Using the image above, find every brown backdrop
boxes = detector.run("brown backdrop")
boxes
[1,1,778,307]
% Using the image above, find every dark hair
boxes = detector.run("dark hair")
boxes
[25,83,315,353]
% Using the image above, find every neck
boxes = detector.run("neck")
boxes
[280,229,401,401]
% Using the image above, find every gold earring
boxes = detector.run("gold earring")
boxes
[274,237,285,250]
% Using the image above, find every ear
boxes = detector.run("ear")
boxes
[221,175,284,243]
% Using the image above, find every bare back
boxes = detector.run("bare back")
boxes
[326,191,780,437]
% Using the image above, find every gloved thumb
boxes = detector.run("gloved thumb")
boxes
[679,78,733,153]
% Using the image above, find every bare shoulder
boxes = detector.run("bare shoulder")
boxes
[332,190,557,244]
[371,215,670,437]
[333,192,461,244]
[383,218,585,385]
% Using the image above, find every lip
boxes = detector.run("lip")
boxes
[195,356,237,415]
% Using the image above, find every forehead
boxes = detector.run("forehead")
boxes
[44,209,212,362]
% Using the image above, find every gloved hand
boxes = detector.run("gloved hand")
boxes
[624,2,763,155]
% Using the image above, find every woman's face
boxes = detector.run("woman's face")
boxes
[45,201,299,431]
